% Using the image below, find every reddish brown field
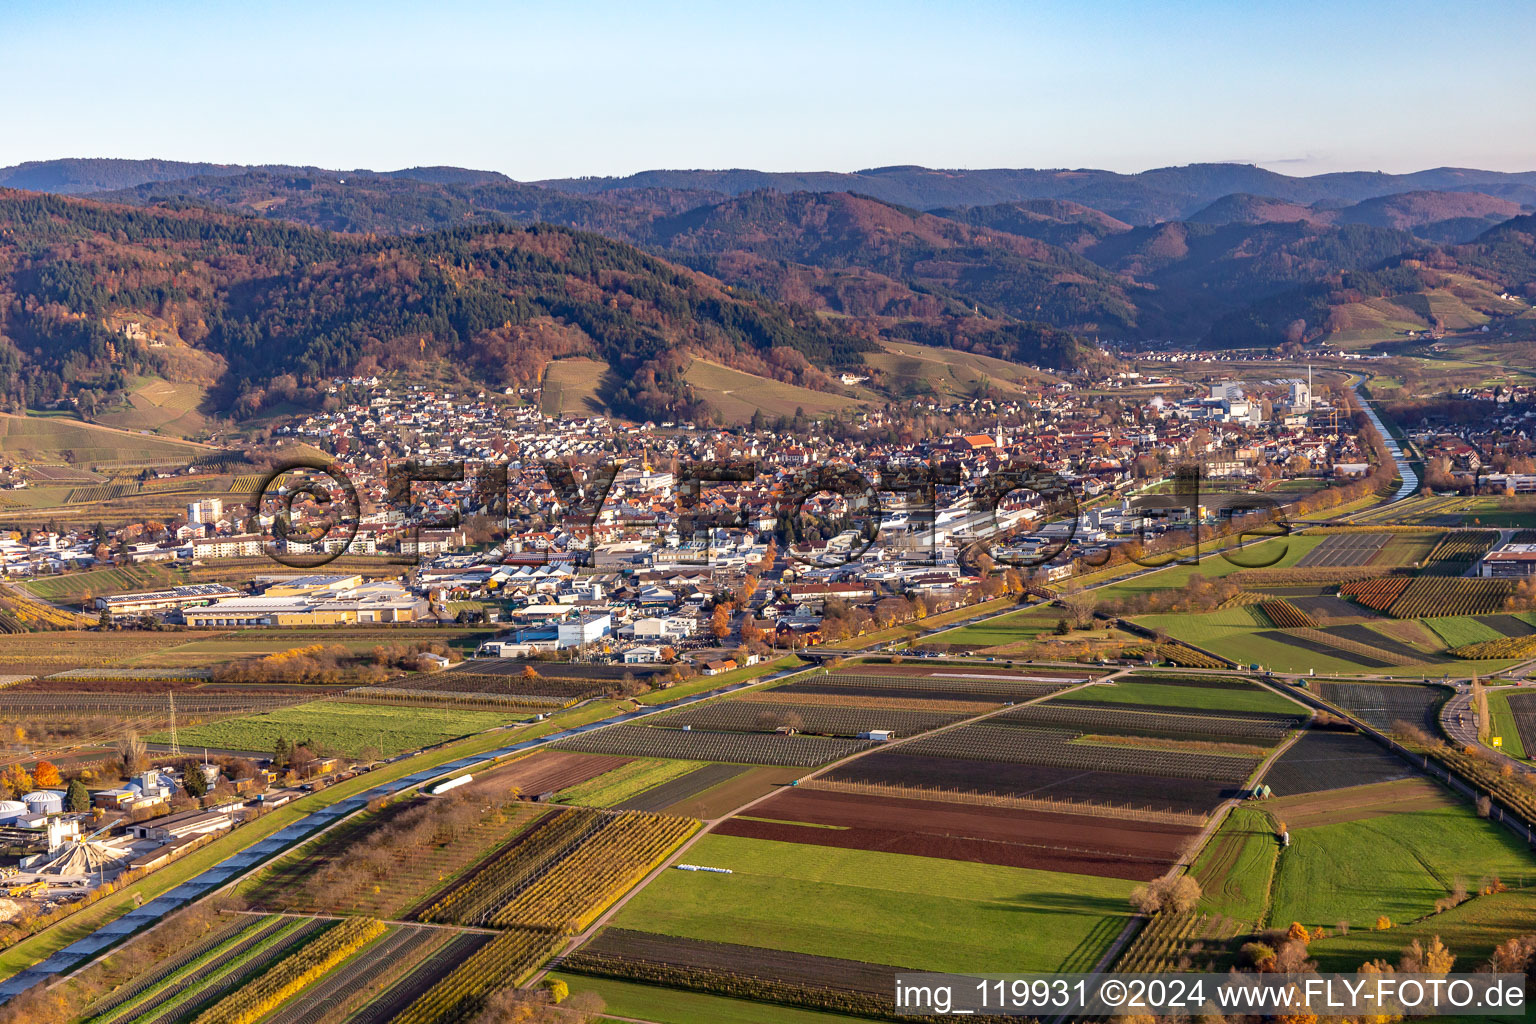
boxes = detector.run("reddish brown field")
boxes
[714,789,1197,880]
[471,750,630,798]
[751,691,998,714]
[854,664,1103,680]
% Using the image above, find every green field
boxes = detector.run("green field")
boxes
[1307,888,1536,975]
[1092,536,1324,600]
[1486,690,1529,760]
[148,701,523,757]
[1267,804,1536,931]
[1134,605,1525,677]
[932,605,1104,648]
[1062,678,1304,716]
[683,360,866,423]
[23,564,183,603]
[551,974,867,1024]
[1191,807,1279,928]
[1135,606,1271,643]
[556,758,705,806]
[1425,616,1506,649]
[613,834,1136,974]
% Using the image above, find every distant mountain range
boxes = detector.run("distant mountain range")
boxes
[0,157,1534,420]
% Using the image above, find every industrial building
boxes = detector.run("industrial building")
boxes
[94,583,240,620]
[557,612,612,649]
[1479,542,1536,577]
[182,577,423,627]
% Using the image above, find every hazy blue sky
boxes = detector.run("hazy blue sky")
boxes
[6,0,1534,179]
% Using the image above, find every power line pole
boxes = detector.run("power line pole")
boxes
[167,691,180,757]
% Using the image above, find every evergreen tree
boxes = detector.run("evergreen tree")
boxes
[184,766,210,798]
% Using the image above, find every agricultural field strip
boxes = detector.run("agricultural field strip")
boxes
[114,918,330,1024]
[1255,629,1392,668]
[792,671,1072,699]
[339,687,570,710]
[1311,681,1446,732]
[1328,622,1452,662]
[180,916,384,1024]
[995,703,1293,743]
[901,724,1264,783]
[339,932,490,1024]
[612,763,750,814]
[1426,530,1498,564]
[1505,692,1536,757]
[420,808,619,925]
[0,693,314,715]
[90,918,297,1024]
[1086,723,1309,973]
[1258,730,1415,796]
[485,813,699,932]
[554,759,705,808]
[80,916,274,1023]
[0,667,812,1002]
[567,926,908,997]
[551,726,876,767]
[1285,628,1420,667]
[387,929,567,1024]
[647,699,969,737]
[388,672,602,700]
[1450,634,1536,659]
[1390,577,1516,619]
[523,671,1110,988]
[236,923,436,1024]
[1295,533,1389,569]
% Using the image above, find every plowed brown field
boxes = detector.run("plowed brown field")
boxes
[714,789,1197,880]
[472,751,630,798]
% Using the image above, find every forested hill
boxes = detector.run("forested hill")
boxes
[91,169,708,237]
[634,191,1143,332]
[0,190,885,422]
[92,177,1143,332]
[1206,215,1536,348]
[540,163,1536,224]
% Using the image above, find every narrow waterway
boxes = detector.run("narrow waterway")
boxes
[1352,380,1419,501]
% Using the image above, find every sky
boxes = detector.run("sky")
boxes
[6,0,1536,180]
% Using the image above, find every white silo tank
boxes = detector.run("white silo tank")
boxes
[0,800,28,824]
[22,791,64,815]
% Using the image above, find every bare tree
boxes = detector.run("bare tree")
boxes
[117,729,147,773]
[1059,588,1096,629]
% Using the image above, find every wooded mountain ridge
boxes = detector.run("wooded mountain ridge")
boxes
[3,158,1536,419]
